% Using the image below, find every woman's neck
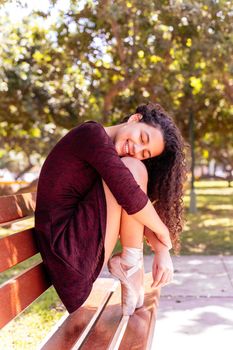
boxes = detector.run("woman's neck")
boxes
[103,123,125,142]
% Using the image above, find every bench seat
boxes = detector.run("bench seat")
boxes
[38,275,160,350]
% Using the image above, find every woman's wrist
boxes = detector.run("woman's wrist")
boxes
[144,226,172,252]
[153,240,170,252]
[154,245,170,253]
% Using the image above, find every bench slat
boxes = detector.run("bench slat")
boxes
[39,278,118,350]
[0,262,51,329]
[0,228,38,272]
[118,274,160,350]
[81,280,123,349]
[0,192,36,224]
[107,316,129,350]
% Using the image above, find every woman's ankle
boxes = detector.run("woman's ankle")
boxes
[121,245,143,268]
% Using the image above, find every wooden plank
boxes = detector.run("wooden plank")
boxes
[0,228,38,272]
[81,272,160,350]
[0,181,29,185]
[0,262,51,329]
[118,273,161,350]
[81,280,123,350]
[0,192,36,224]
[70,280,119,350]
[38,278,119,350]
[107,316,129,350]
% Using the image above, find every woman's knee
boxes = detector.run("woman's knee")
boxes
[121,156,148,187]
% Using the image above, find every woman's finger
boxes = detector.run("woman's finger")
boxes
[159,270,174,287]
[151,266,163,288]
[156,269,170,288]
[151,266,169,288]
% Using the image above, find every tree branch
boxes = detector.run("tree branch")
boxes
[102,72,140,123]
[99,0,126,65]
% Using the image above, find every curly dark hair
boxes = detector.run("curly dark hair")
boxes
[119,102,188,255]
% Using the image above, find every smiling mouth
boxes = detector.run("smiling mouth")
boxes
[124,140,130,156]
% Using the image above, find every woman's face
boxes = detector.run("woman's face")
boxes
[114,114,165,160]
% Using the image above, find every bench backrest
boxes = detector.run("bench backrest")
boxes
[0,192,51,329]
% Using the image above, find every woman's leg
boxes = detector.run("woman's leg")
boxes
[102,156,148,267]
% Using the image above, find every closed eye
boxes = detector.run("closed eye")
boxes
[141,133,144,144]
[141,132,151,158]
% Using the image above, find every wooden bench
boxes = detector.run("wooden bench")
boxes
[0,192,160,349]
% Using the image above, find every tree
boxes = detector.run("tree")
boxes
[0,0,232,174]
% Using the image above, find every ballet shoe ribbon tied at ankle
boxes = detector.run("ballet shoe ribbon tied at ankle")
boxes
[124,259,143,278]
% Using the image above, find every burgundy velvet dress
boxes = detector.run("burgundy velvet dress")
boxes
[34,121,148,313]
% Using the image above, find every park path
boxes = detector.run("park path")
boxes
[100,255,233,349]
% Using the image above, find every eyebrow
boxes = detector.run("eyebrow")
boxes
[145,131,152,157]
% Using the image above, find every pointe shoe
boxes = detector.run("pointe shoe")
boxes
[136,269,145,309]
[107,253,144,316]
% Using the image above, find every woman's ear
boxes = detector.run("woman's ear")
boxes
[127,113,143,123]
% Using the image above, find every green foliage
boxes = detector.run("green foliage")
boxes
[0,0,232,168]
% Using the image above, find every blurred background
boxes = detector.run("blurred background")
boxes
[0,0,232,348]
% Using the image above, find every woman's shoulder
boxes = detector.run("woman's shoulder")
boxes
[76,120,104,133]
[79,120,102,128]
[73,120,107,139]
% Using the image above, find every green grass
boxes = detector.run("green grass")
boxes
[181,180,233,255]
[0,180,232,348]
[0,287,66,350]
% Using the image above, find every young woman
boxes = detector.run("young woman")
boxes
[34,102,187,316]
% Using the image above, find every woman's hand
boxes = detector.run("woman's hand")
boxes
[151,249,174,288]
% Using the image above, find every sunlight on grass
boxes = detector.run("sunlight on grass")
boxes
[181,180,233,255]
[194,180,232,188]
[209,204,233,211]
[0,254,41,285]
[0,217,34,238]
[0,287,66,350]
[195,188,233,195]
[202,217,232,227]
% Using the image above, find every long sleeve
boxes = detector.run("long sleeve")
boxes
[75,121,149,215]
